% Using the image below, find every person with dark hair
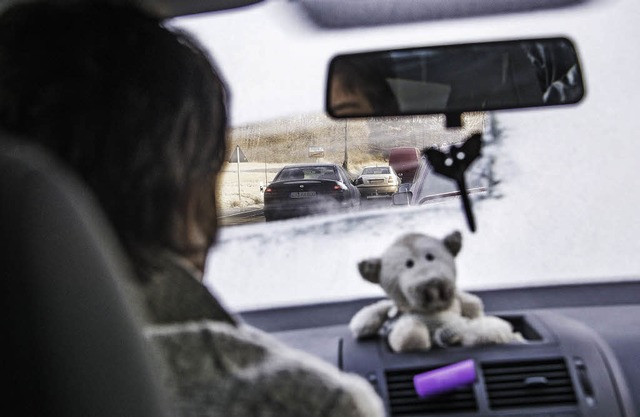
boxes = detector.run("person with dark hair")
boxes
[0,2,383,416]
[0,1,233,324]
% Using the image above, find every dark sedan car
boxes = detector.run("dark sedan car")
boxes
[263,163,360,221]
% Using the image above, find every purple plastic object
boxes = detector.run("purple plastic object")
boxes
[413,359,477,398]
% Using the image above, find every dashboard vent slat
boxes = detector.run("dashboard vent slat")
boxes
[385,367,477,416]
[482,359,577,410]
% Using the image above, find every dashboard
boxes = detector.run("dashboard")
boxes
[240,281,640,417]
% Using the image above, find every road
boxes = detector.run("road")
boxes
[218,207,265,227]
[219,196,395,227]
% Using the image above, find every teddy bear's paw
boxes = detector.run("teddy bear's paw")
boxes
[349,300,395,338]
[388,316,431,352]
[457,291,485,319]
[510,331,527,344]
[433,325,463,347]
[349,316,382,338]
[460,316,520,346]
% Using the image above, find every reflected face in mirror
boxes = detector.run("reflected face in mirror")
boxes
[328,57,400,117]
[330,72,374,116]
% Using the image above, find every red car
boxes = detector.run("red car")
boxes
[388,146,421,184]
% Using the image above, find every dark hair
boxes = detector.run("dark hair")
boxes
[0,2,228,262]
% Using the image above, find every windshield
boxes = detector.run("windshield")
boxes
[174,0,640,312]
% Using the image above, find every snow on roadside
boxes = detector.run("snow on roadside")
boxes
[217,162,279,211]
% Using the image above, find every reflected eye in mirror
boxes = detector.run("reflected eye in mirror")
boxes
[326,37,585,121]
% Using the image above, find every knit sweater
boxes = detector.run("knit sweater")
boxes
[127,248,384,417]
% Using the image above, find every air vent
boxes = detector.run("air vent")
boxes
[385,367,477,416]
[482,359,577,410]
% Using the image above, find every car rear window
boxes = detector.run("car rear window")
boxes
[363,167,390,175]
[277,166,337,181]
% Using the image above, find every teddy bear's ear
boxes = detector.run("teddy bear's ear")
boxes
[358,258,382,283]
[443,230,462,256]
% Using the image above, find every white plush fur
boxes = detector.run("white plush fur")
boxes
[349,231,523,352]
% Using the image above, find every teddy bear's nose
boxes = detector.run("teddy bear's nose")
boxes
[417,280,453,303]
[417,285,434,303]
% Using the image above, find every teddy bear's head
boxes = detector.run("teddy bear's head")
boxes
[358,231,462,314]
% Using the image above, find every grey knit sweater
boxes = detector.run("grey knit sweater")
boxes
[126,248,384,417]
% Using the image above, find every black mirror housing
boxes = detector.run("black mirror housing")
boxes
[327,37,585,121]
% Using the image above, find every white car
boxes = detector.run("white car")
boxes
[355,165,400,197]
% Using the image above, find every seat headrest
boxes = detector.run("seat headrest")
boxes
[0,137,169,416]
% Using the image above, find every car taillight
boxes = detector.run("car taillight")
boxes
[333,185,342,190]
[387,176,394,184]
[265,187,272,193]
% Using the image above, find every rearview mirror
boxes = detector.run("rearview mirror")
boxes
[326,37,584,125]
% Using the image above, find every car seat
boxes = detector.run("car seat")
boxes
[0,136,169,417]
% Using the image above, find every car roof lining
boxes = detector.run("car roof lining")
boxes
[295,0,592,28]
[1,0,591,21]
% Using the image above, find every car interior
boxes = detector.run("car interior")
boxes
[3,0,640,416]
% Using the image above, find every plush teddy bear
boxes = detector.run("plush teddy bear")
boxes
[349,231,523,352]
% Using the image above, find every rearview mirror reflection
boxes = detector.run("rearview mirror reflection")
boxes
[326,37,584,120]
